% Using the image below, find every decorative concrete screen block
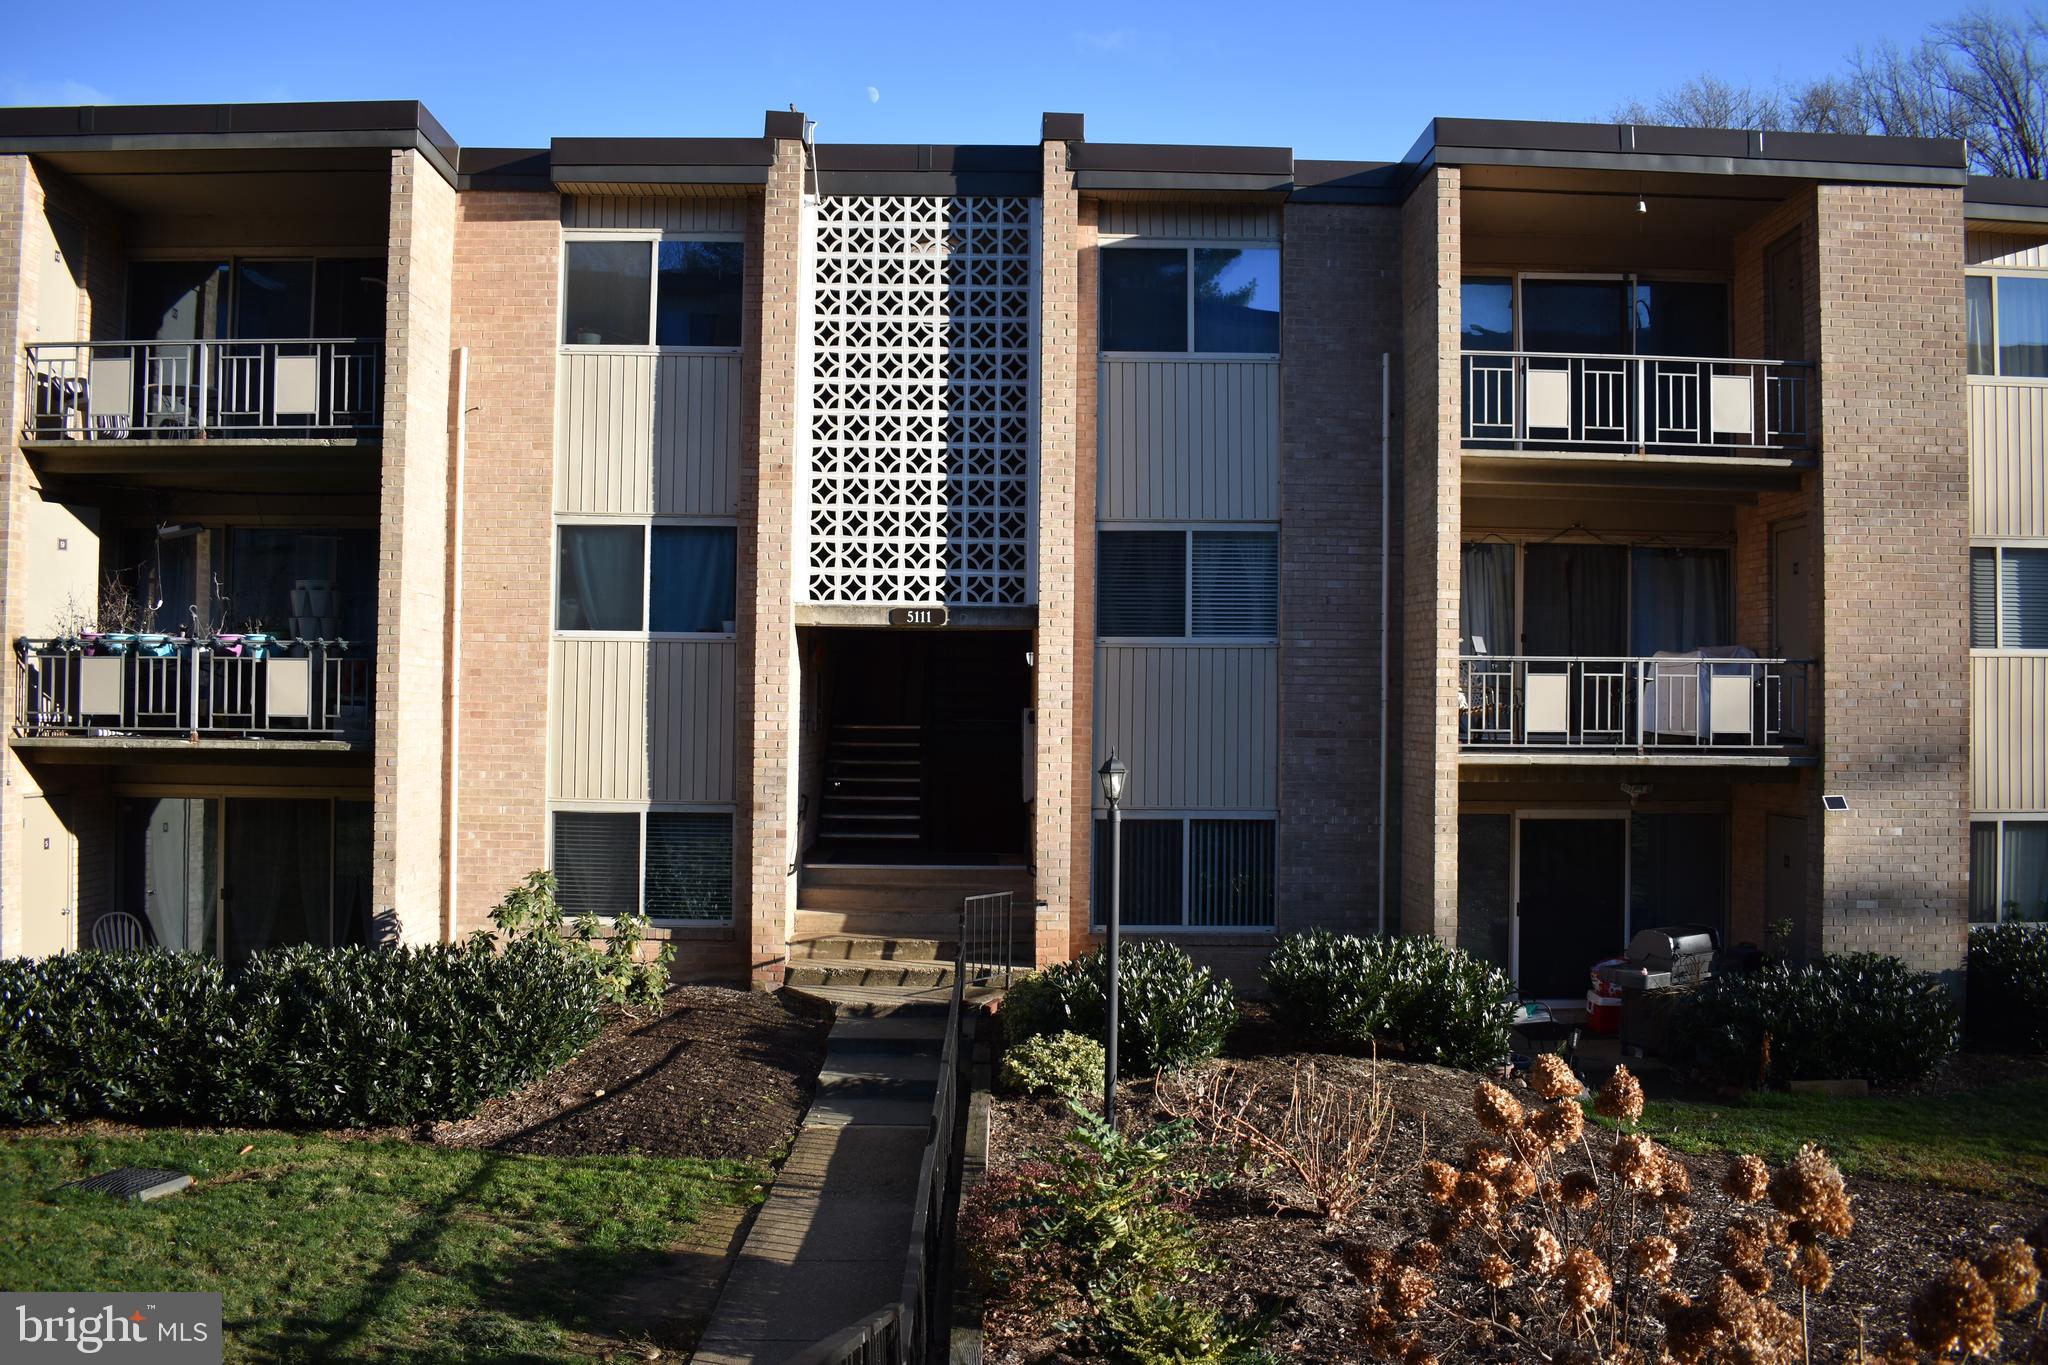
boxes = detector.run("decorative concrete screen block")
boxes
[78,656,123,717]
[807,195,1033,605]
[266,657,311,720]
[1526,367,1570,431]
[1526,670,1571,735]
[274,354,320,417]
[1710,373,1753,437]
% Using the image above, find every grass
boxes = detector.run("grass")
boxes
[0,1128,770,1363]
[1616,1078,2048,1202]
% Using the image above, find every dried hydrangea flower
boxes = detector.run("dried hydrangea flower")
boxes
[1402,1341,1437,1365]
[1722,1153,1770,1203]
[1465,1142,1514,1180]
[1452,1170,1499,1214]
[1719,1217,1771,1285]
[1528,1099,1585,1154]
[1767,1143,1853,1241]
[1658,1153,1692,1197]
[1474,1080,1526,1135]
[1479,1252,1516,1289]
[1529,1052,1580,1100]
[1425,1209,1463,1246]
[1519,1225,1565,1276]
[1559,1168,1600,1210]
[1611,1133,1667,1193]
[1593,1065,1644,1125]
[1873,1331,1921,1365]
[1907,1258,2000,1358]
[1397,1238,1441,1272]
[1386,1265,1435,1318]
[1494,1160,1539,1202]
[1659,1197,1696,1231]
[1974,1238,2042,1315]
[1790,1241,1834,1294]
[1420,1158,1457,1206]
[1341,1242,1394,1286]
[1630,1233,1679,1284]
[1559,1247,1613,1316]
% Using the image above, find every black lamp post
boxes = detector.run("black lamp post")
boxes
[1097,749,1128,1127]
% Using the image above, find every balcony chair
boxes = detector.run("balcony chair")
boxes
[89,910,150,952]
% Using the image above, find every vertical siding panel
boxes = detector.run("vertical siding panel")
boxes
[1098,359,1280,521]
[1094,644,1279,809]
[558,353,656,515]
[653,354,739,516]
[1973,654,2048,812]
[549,640,648,801]
[1969,381,2048,538]
[649,640,737,803]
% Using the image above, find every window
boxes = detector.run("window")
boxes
[557,524,739,634]
[1971,546,2048,648]
[1971,819,2048,924]
[1099,245,1279,354]
[1966,274,2048,378]
[1097,530,1278,640]
[563,238,743,348]
[1091,815,1276,928]
[1459,275,1730,357]
[1462,277,1513,352]
[553,810,733,922]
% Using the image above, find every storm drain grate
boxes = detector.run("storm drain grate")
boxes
[61,1167,193,1201]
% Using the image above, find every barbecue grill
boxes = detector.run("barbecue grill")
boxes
[1597,925,1717,992]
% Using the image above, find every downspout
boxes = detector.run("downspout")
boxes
[1378,352,1390,938]
[442,346,470,944]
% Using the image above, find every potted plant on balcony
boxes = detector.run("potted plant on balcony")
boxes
[237,619,276,660]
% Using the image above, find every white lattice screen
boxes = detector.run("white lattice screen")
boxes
[806,195,1033,605]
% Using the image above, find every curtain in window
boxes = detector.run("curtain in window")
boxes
[650,527,736,633]
[1461,543,1515,656]
[1630,548,1731,654]
[1629,813,1728,941]
[1967,277,1995,375]
[1998,276,2048,378]
[223,799,332,963]
[557,526,643,631]
[2005,823,2048,923]
[1522,544,1629,656]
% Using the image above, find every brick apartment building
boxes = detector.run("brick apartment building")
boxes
[0,102,2040,996]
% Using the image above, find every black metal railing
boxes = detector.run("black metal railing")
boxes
[25,339,382,440]
[1462,350,1814,454]
[960,890,1018,989]
[15,638,371,739]
[1459,655,1813,751]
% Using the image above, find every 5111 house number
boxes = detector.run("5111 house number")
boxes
[887,607,949,628]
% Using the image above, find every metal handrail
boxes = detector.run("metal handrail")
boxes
[24,338,382,440]
[1461,349,1815,453]
[1458,654,1813,751]
[15,638,372,739]
[960,890,1017,989]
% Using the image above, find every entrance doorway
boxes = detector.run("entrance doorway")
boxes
[1515,814,1628,1000]
[20,796,76,956]
[801,629,1031,864]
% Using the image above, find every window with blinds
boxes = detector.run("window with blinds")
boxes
[1975,546,2048,649]
[1097,529,1277,640]
[1092,815,1276,928]
[551,809,734,922]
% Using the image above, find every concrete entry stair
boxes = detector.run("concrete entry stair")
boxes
[693,1005,951,1364]
[785,863,1032,1013]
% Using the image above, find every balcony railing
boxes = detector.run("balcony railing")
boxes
[15,639,371,740]
[24,339,382,441]
[1459,656,1811,752]
[1462,351,1814,454]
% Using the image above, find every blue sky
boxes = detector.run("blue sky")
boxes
[0,0,2017,159]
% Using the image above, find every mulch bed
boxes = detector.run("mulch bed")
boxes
[432,986,831,1163]
[983,1050,2047,1364]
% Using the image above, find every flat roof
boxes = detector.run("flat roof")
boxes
[0,100,2015,201]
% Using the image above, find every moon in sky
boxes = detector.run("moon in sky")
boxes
[866,86,880,103]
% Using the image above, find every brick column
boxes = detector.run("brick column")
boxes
[447,189,560,936]
[1398,168,1461,942]
[373,148,458,944]
[1034,132,1092,966]
[1279,201,1402,933]
[0,156,41,958]
[1813,183,1970,975]
[739,134,807,987]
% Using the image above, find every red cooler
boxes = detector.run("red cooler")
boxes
[1586,958,1627,1036]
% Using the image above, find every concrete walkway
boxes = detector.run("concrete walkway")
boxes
[693,1007,947,1364]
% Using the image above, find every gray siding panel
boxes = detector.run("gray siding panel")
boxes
[649,640,737,803]
[1097,203,1282,240]
[1099,359,1280,521]
[654,353,742,516]
[558,352,655,514]
[1973,653,2048,812]
[563,197,751,233]
[1969,380,2048,538]
[1095,645,1278,809]
[550,639,648,802]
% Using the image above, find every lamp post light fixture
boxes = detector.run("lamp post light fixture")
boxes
[1097,749,1128,1127]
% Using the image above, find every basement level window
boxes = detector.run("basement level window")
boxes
[552,809,734,922]
[563,238,743,348]
[1971,819,2048,924]
[1099,245,1279,354]
[1090,816,1275,928]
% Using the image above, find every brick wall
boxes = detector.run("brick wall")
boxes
[1814,183,1970,975]
[1034,138,1092,965]
[738,139,806,987]
[447,189,559,935]
[0,156,38,956]
[373,149,458,944]
[1398,168,1461,941]
[1278,202,1402,934]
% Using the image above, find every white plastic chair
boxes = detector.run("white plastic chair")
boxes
[90,910,149,951]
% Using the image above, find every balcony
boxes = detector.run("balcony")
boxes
[24,339,381,444]
[1459,655,1812,763]
[14,638,371,747]
[1461,352,1813,458]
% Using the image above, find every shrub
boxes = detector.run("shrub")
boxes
[1009,942,1238,1075]
[490,870,673,1011]
[1000,1030,1107,1101]
[1262,929,1515,1070]
[1085,1287,1275,1364]
[1966,924,2048,1054]
[1677,952,1960,1087]
[1018,1103,1214,1292]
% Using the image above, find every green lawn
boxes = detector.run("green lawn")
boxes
[1617,1079,2048,1202]
[0,1129,769,1363]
